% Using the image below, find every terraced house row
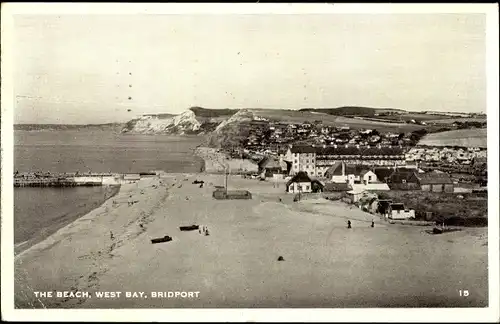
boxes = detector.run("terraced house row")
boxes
[282,145,407,177]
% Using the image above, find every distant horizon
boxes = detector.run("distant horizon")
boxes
[13,106,487,126]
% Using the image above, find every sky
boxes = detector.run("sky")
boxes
[12,13,487,124]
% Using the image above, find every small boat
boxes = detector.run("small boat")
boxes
[179,225,199,231]
[432,227,443,234]
[151,236,173,244]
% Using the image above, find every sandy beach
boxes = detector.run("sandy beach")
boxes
[14,171,488,308]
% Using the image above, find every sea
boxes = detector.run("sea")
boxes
[13,129,205,254]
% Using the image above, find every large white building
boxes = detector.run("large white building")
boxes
[284,145,406,177]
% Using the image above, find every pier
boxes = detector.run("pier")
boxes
[13,171,159,187]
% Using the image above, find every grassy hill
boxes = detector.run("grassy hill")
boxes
[189,106,239,118]
[299,106,406,116]
[418,128,487,148]
[249,109,424,132]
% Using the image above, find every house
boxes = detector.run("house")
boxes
[288,144,406,177]
[415,172,454,193]
[311,179,325,193]
[258,156,284,178]
[360,170,378,184]
[351,182,390,192]
[323,162,370,184]
[388,203,415,220]
[386,169,420,190]
[286,171,313,193]
[346,187,366,203]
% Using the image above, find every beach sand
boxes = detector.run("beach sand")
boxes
[14,173,488,308]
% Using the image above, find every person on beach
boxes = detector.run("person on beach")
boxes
[371,220,375,228]
[347,220,352,229]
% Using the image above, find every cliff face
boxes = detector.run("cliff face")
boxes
[214,109,255,133]
[122,110,202,135]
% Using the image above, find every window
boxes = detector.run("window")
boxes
[306,165,309,168]
[294,165,298,169]
[368,176,372,181]
[294,159,298,164]
[305,185,310,191]
[402,179,407,183]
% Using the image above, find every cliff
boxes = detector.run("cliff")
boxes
[121,110,202,135]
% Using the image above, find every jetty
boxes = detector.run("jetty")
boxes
[13,171,159,187]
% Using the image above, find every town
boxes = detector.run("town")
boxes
[214,117,488,227]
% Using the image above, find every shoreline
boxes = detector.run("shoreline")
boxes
[14,172,488,308]
[14,185,121,256]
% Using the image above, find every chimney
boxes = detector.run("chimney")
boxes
[342,162,346,176]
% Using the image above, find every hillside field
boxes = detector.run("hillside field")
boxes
[418,128,487,148]
[251,109,424,132]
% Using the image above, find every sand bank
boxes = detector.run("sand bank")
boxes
[15,173,488,308]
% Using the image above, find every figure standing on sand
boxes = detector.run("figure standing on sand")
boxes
[347,220,352,229]
[371,220,375,228]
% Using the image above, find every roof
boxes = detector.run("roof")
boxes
[290,145,317,154]
[390,203,405,210]
[311,179,325,188]
[287,171,312,185]
[347,187,366,195]
[324,162,344,177]
[345,164,370,176]
[389,170,418,184]
[415,173,453,185]
[353,183,391,191]
[324,182,352,192]
[291,145,405,157]
[258,156,281,169]
[373,168,395,182]
[360,169,375,177]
